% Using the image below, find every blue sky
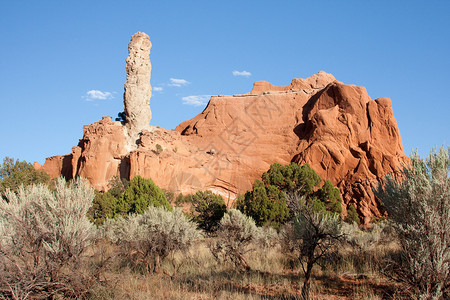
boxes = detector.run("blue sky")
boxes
[0,1,449,164]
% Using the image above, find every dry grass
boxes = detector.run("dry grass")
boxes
[87,239,403,300]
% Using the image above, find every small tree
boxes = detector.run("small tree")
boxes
[115,175,171,216]
[282,194,343,300]
[0,157,50,196]
[238,163,342,228]
[344,203,360,224]
[236,179,289,227]
[104,206,201,275]
[262,162,322,195]
[376,147,449,299]
[211,209,261,271]
[188,190,227,232]
[0,177,95,299]
[88,190,117,226]
[313,180,342,214]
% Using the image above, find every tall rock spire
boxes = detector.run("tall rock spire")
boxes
[123,32,152,138]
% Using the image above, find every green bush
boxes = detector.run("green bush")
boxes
[236,179,289,227]
[262,162,322,195]
[344,204,360,224]
[237,162,342,228]
[88,190,117,226]
[0,157,50,196]
[313,180,342,214]
[115,176,171,216]
[188,190,227,232]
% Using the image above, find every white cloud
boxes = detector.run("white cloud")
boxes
[182,95,211,106]
[232,70,251,77]
[153,86,163,92]
[84,90,114,101]
[169,78,190,87]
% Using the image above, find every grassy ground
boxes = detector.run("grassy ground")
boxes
[88,240,404,299]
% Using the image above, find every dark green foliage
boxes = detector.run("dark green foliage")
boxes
[87,191,117,226]
[313,180,342,214]
[236,179,289,227]
[0,157,50,195]
[262,162,322,195]
[115,176,171,215]
[345,204,361,224]
[238,162,343,228]
[189,190,227,232]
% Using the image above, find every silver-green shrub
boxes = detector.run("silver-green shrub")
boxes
[376,147,449,300]
[281,194,342,300]
[0,177,95,299]
[210,209,262,271]
[104,206,201,274]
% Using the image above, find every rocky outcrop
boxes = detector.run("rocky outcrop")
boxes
[38,33,409,224]
[290,83,408,223]
[123,32,152,139]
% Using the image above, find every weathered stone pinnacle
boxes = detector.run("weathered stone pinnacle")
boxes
[123,32,152,138]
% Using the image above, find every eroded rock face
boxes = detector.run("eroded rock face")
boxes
[290,83,408,223]
[40,71,408,224]
[123,32,152,138]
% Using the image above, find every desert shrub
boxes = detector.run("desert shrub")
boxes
[188,190,227,232]
[115,175,171,216]
[339,221,392,274]
[345,203,361,224]
[104,206,201,275]
[281,194,343,300]
[375,147,449,299]
[238,163,342,228]
[155,144,163,154]
[262,162,321,195]
[88,190,117,226]
[210,209,262,271]
[313,180,342,214]
[236,179,289,228]
[0,156,50,196]
[0,177,95,299]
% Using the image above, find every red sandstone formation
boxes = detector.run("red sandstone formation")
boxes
[40,71,408,224]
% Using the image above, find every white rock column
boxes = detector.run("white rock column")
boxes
[123,32,152,139]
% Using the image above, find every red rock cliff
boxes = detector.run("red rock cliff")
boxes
[41,71,408,224]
